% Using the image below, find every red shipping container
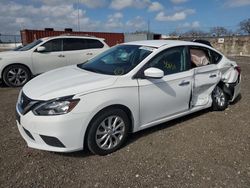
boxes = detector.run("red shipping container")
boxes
[20,29,124,47]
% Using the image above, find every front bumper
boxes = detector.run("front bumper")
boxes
[16,106,90,152]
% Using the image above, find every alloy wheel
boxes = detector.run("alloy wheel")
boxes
[7,68,28,87]
[95,115,125,150]
[214,87,226,107]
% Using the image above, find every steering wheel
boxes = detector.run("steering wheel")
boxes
[114,67,125,75]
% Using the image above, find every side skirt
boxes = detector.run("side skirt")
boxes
[137,100,212,132]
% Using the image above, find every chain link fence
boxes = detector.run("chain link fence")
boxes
[0,34,21,43]
[0,34,22,51]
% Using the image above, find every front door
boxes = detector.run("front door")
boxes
[138,46,192,126]
[32,39,67,74]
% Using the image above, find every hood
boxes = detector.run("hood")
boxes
[0,50,28,59]
[23,65,118,100]
[0,50,24,56]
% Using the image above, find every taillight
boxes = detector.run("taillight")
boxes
[235,66,241,75]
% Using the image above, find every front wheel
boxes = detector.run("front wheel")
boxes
[212,86,228,111]
[87,108,130,155]
[2,65,31,87]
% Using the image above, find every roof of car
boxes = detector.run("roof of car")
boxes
[41,35,104,41]
[124,40,209,48]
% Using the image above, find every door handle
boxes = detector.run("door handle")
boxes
[209,74,217,78]
[86,53,93,55]
[58,54,65,58]
[179,81,190,86]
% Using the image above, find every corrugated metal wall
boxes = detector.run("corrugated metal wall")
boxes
[20,29,124,47]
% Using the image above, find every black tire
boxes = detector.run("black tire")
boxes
[87,108,130,155]
[2,64,31,87]
[212,86,228,111]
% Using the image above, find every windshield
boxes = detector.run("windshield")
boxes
[19,39,43,51]
[78,45,155,75]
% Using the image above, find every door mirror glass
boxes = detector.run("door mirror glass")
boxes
[144,67,164,79]
[37,46,46,52]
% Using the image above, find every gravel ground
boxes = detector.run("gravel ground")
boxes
[0,57,250,188]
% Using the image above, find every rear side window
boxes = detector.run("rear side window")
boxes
[147,46,188,76]
[210,50,222,64]
[63,38,86,51]
[86,39,104,49]
[189,46,211,68]
[42,39,62,52]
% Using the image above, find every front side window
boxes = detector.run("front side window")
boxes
[147,46,188,76]
[42,39,62,52]
[77,45,154,75]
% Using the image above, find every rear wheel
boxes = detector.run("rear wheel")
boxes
[3,65,31,87]
[87,108,130,155]
[212,86,228,111]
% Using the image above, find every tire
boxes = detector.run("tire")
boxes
[2,65,31,87]
[212,86,228,111]
[87,108,130,155]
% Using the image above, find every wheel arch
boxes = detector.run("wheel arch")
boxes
[217,80,233,100]
[83,104,135,148]
[1,63,33,78]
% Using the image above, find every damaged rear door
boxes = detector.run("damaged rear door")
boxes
[189,46,221,107]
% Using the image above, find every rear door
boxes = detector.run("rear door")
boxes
[189,46,221,107]
[32,39,67,74]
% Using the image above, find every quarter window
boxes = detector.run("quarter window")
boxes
[86,39,104,49]
[42,39,62,52]
[210,50,222,64]
[147,46,188,76]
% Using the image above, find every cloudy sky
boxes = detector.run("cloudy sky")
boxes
[0,0,250,35]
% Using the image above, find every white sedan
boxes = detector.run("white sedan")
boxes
[16,40,241,155]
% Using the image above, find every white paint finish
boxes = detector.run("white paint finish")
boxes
[15,40,242,152]
[23,65,118,100]
[192,64,221,106]
[0,36,108,79]
[138,70,193,126]
[32,50,67,74]
[144,67,164,78]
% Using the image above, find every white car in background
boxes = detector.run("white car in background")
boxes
[0,36,109,87]
[16,40,241,155]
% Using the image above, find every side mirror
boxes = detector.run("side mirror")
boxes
[144,67,164,79]
[37,46,46,52]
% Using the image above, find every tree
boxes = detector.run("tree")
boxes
[210,27,229,37]
[182,29,207,37]
[168,31,179,37]
[239,18,250,34]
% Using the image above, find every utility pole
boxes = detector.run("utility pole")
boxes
[77,0,80,31]
[147,19,150,40]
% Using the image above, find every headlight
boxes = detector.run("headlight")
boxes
[33,96,80,116]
